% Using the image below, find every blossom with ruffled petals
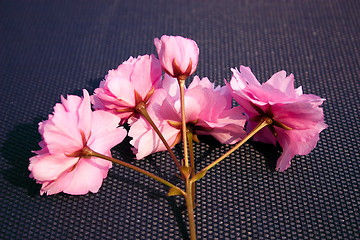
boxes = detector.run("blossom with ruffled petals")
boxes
[154,35,199,79]
[29,90,127,195]
[227,66,327,171]
[129,75,246,159]
[91,54,162,124]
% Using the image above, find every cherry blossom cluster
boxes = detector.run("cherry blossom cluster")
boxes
[29,35,327,197]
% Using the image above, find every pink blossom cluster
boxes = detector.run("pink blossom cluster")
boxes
[227,66,327,171]
[29,35,327,195]
[29,90,126,195]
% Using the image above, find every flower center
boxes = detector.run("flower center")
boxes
[250,103,292,136]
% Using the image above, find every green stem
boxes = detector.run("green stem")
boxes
[178,79,189,167]
[185,178,196,240]
[178,78,196,239]
[83,147,185,196]
[192,117,273,181]
[135,102,182,172]
[187,131,196,204]
[187,132,195,178]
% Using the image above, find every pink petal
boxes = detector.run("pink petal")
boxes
[130,54,162,98]
[161,74,179,98]
[276,145,296,172]
[144,88,168,117]
[67,158,108,195]
[159,98,181,122]
[76,90,93,138]
[29,154,78,181]
[191,83,229,121]
[201,107,246,144]
[271,99,325,130]
[41,91,95,155]
[129,116,179,159]
[177,94,202,122]
[105,69,135,106]
[275,122,327,171]
[264,71,297,98]
[88,110,127,154]
[238,66,261,87]
[60,94,82,112]
[41,119,83,155]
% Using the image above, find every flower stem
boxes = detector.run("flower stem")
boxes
[187,131,196,205]
[192,117,273,181]
[187,132,195,177]
[135,102,182,172]
[178,79,189,168]
[185,177,196,240]
[83,147,185,196]
[177,78,196,239]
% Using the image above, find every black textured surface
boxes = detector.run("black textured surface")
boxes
[1,0,359,239]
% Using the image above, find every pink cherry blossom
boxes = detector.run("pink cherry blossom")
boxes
[129,75,246,159]
[29,90,127,195]
[91,54,162,124]
[227,66,327,171]
[154,35,199,79]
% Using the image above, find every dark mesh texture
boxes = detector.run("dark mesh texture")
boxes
[0,0,359,239]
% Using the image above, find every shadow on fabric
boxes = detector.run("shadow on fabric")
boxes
[1,120,43,196]
[251,141,282,170]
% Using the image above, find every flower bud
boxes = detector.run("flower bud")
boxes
[154,35,199,79]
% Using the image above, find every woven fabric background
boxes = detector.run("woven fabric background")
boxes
[0,0,359,239]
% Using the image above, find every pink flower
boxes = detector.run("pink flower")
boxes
[154,35,199,79]
[129,75,246,159]
[29,90,127,195]
[227,66,327,171]
[91,54,162,124]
